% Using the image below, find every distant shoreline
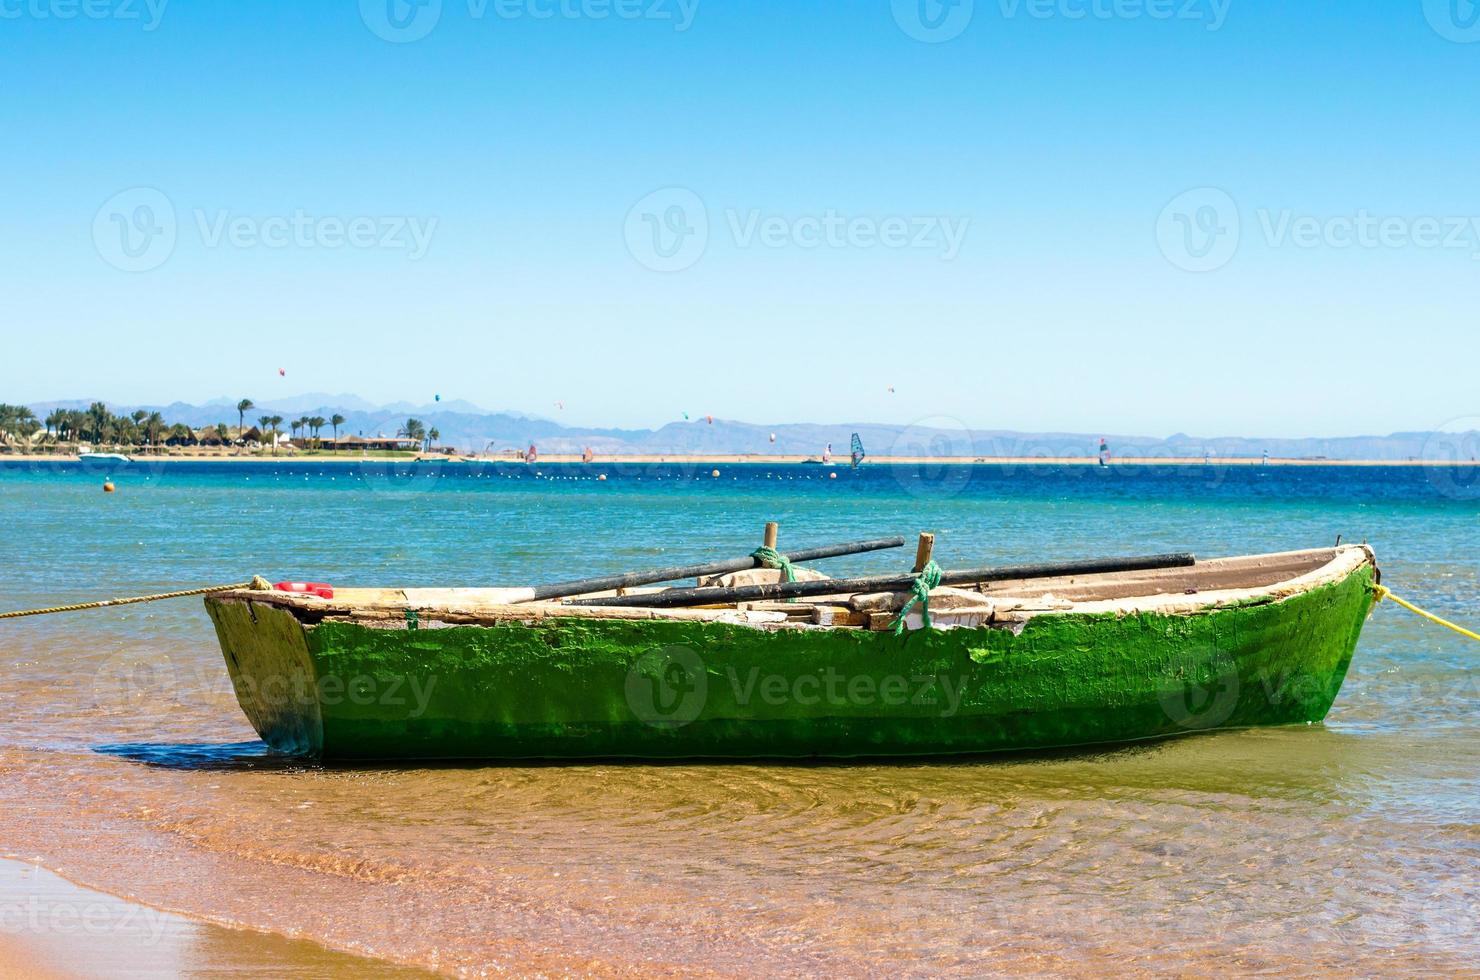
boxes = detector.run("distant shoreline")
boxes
[3,453,1475,467]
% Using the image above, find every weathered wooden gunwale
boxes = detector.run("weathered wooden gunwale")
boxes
[217,546,1370,630]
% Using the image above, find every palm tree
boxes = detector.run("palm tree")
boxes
[236,399,254,441]
[86,402,111,445]
[330,413,345,453]
[145,411,165,450]
[428,427,440,452]
[268,416,283,446]
[308,416,326,449]
[44,409,63,436]
[399,418,426,450]
[59,410,83,444]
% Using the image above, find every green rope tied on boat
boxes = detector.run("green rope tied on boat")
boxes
[894,560,944,635]
[750,546,797,583]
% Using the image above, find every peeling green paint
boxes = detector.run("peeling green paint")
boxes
[206,565,1375,761]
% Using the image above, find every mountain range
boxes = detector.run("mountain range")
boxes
[19,395,1469,460]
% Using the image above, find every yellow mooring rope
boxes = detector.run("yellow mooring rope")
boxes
[1373,585,1480,643]
[0,582,257,621]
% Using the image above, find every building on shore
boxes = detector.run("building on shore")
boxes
[297,435,422,452]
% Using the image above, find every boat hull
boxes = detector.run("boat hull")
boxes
[205,562,1376,761]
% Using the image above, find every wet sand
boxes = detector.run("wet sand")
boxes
[0,858,436,978]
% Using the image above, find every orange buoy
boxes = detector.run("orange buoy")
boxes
[829,472,837,479]
[102,482,115,493]
[597,474,607,481]
[711,469,720,478]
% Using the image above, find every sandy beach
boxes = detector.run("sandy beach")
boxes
[0,858,434,978]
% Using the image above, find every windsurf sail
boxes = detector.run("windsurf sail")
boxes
[850,433,865,468]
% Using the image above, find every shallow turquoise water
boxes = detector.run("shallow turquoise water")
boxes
[0,460,1476,972]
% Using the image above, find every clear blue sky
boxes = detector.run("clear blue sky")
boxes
[2,0,1476,437]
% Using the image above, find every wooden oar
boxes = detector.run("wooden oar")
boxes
[566,552,1196,608]
[514,536,907,603]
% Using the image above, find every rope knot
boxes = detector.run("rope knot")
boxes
[750,546,796,584]
[894,560,943,635]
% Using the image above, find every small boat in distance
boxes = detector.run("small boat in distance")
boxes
[79,452,133,463]
[204,543,1378,762]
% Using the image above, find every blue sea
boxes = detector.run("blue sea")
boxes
[0,459,1476,973]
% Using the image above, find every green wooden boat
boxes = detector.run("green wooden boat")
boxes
[204,545,1378,761]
